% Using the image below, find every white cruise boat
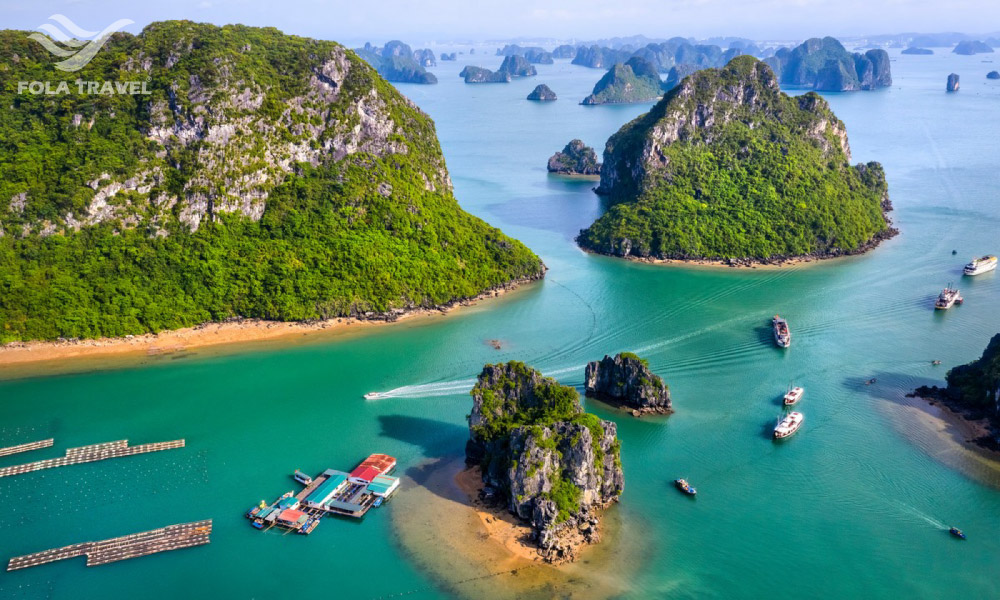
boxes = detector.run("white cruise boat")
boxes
[364,392,388,400]
[772,315,791,348]
[773,412,804,439]
[783,386,804,406]
[964,255,997,276]
[934,285,963,310]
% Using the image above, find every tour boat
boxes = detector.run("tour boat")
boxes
[772,315,791,348]
[364,392,387,400]
[773,412,804,439]
[963,255,997,276]
[934,286,963,310]
[783,386,804,406]
[293,469,313,485]
[949,527,967,540]
[674,479,697,496]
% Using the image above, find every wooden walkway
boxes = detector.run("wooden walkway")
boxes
[7,520,212,571]
[0,439,54,458]
[0,439,185,478]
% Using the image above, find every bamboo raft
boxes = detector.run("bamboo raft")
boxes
[7,520,212,571]
[0,439,185,478]
[0,438,54,458]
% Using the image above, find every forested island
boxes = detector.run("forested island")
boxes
[581,57,663,105]
[0,22,544,342]
[354,40,438,84]
[578,56,895,264]
[764,37,891,91]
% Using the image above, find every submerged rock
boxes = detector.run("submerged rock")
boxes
[527,84,557,101]
[465,361,624,563]
[585,353,672,416]
[947,73,960,91]
[547,140,600,175]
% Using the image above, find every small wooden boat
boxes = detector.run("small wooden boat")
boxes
[949,527,967,540]
[674,478,697,496]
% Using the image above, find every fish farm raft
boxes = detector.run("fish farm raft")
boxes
[246,454,400,535]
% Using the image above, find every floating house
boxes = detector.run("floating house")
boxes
[246,454,400,534]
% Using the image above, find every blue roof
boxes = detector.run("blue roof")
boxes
[306,473,348,504]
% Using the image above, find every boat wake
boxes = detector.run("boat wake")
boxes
[896,501,948,530]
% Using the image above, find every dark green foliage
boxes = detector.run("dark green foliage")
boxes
[0,22,542,342]
[579,56,892,261]
[581,57,663,105]
[946,334,1000,410]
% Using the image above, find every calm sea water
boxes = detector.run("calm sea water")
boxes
[1,49,999,599]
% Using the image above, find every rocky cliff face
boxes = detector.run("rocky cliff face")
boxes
[547,140,600,175]
[572,45,633,69]
[553,44,578,59]
[585,353,672,416]
[582,57,663,105]
[766,37,892,91]
[466,361,624,563]
[527,84,557,101]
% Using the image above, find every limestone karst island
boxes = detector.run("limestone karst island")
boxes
[1,2,999,600]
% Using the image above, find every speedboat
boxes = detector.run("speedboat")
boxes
[364,392,387,400]
[674,479,697,496]
[783,386,804,406]
[963,255,997,276]
[774,412,804,439]
[949,527,967,540]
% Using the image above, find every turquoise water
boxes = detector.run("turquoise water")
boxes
[2,49,1000,598]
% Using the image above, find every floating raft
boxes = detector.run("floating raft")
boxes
[0,439,184,478]
[0,438,54,458]
[7,520,212,571]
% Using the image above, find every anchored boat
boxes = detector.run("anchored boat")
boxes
[674,479,697,496]
[963,255,997,276]
[774,412,804,439]
[934,285,963,310]
[783,386,804,406]
[772,315,791,348]
[293,469,313,485]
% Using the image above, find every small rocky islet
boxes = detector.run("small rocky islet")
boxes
[465,361,625,563]
[527,84,557,101]
[460,55,536,84]
[901,47,934,55]
[947,73,961,91]
[354,40,438,84]
[953,40,994,55]
[547,140,601,175]
[581,56,664,105]
[585,352,673,416]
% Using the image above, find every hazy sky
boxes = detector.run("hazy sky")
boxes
[2,0,998,45]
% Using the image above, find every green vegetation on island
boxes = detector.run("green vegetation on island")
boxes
[581,56,663,105]
[579,56,895,263]
[0,21,543,342]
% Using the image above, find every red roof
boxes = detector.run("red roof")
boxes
[358,454,396,474]
[278,509,305,522]
[349,466,381,482]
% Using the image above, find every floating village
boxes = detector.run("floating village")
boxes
[245,453,401,535]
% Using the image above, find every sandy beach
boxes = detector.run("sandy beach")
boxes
[0,277,541,378]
